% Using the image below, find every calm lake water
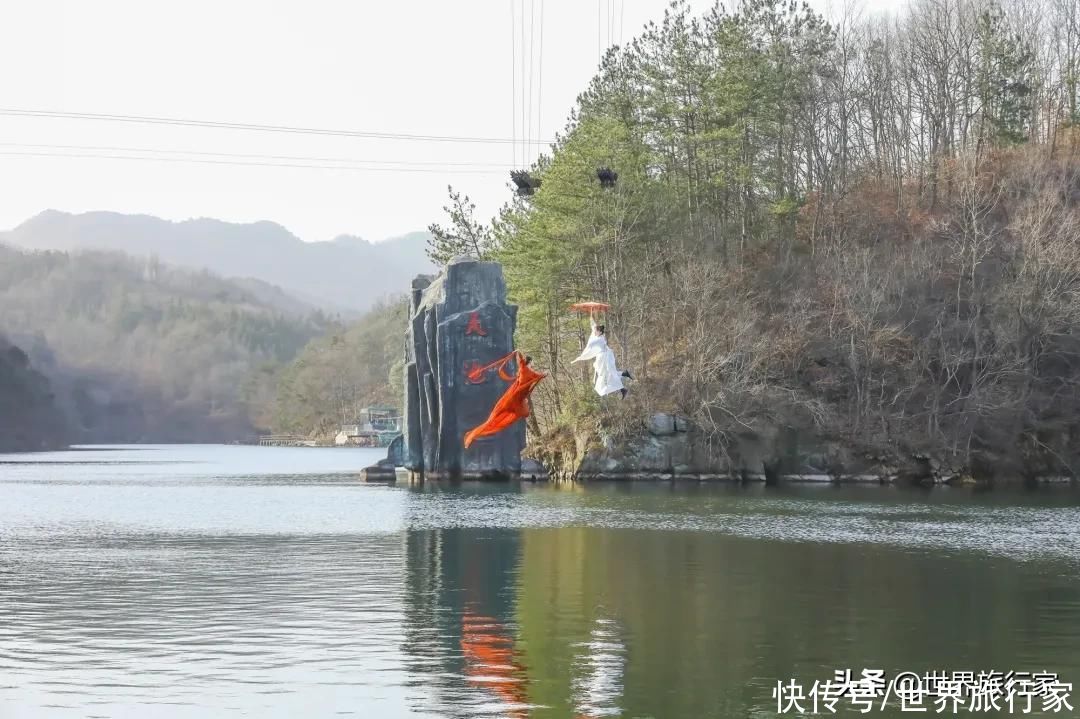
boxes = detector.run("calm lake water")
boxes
[2,445,1079,718]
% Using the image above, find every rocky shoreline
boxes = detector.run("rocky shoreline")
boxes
[525,412,1078,486]
[363,407,1077,485]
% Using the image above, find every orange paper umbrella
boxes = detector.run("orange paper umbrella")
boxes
[570,301,610,313]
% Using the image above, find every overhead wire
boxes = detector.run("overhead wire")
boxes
[0,11,556,178]
[609,0,617,51]
[0,3,566,185]
[527,0,535,164]
[537,0,544,160]
[511,0,517,165]
[0,150,504,174]
[619,0,625,47]
[509,0,544,170]
[0,142,509,168]
[520,0,526,167]
[0,107,557,145]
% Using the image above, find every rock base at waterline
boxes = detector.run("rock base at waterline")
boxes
[359,457,398,482]
[531,412,1066,485]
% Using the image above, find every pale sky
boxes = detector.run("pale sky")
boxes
[0,0,902,243]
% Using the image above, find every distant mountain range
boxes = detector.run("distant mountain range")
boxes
[0,210,436,315]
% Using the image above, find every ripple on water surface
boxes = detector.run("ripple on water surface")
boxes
[1,445,1079,718]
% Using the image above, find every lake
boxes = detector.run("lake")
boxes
[1,445,1079,718]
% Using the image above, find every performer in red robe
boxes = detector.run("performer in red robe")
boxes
[463,352,545,448]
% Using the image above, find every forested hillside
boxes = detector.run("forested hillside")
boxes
[258,298,408,436]
[431,0,1080,478]
[0,334,68,451]
[1,211,435,314]
[0,245,331,443]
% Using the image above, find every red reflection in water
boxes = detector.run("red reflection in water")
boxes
[460,611,530,718]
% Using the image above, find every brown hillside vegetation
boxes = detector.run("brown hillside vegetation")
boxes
[639,145,1080,479]
[429,0,1080,479]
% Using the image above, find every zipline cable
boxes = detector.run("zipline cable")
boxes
[520,0,526,167]
[511,0,517,165]
[608,0,613,51]
[528,0,535,164]
[619,0,625,47]
[537,0,545,159]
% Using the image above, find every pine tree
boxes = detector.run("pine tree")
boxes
[425,186,497,265]
[977,6,1035,146]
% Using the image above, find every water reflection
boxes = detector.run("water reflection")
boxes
[3,448,1080,718]
[402,514,534,718]
[1,532,415,718]
[390,478,1080,718]
[570,619,626,718]
[461,611,531,718]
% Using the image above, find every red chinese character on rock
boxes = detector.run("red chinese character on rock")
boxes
[465,312,487,336]
[464,360,487,384]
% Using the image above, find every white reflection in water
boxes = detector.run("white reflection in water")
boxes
[2,445,1080,719]
[571,618,627,718]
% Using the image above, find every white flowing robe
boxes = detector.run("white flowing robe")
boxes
[572,323,624,397]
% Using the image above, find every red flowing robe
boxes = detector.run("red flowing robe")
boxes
[463,352,545,448]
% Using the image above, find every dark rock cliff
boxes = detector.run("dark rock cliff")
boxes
[401,257,524,479]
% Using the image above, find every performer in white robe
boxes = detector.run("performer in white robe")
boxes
[571,317,632,398]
